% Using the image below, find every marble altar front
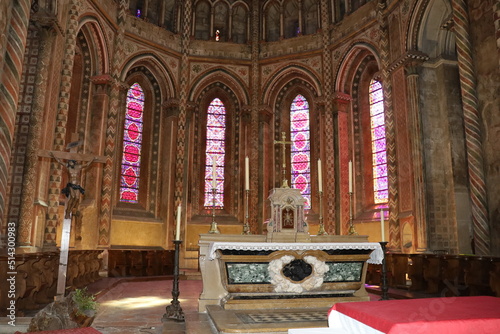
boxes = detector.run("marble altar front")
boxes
[198,234,383,312]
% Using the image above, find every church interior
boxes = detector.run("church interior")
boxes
[1,0,499,333]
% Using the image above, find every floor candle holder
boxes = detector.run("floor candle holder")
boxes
[348,191,358,235]
[379,241,389,300]
[242,189,251,234]
[317,190,327,235]
[162,240,185,321]
[208,187,220,234]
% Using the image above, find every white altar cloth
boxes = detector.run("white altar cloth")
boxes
[207,242,384,264]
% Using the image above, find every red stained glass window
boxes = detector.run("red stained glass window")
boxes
[290,94,311,209]
[120,83,144,203]
[204,98,226,208]
[369,80,388,203]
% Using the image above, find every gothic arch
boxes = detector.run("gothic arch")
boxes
[406,0,455,58]
[334,42,381,93]
[262,65,321,108]
[120,53,176,100]
[189,68,250,107]
[77,17,110,75]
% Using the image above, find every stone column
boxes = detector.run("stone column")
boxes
[18,23,59,247]
[404,55,429,253]
[43,0,81,249]
[249,0,260,234]
[332,93,351,235]
[98,1,128,248]
[451,0,490,255]
[258,106,273,234]
[494,1,500,68]
[320,0,335,233]
[377,0,400,251]
[0,0,31,240]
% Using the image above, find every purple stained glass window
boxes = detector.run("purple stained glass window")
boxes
[204,98,226,208]
[369,79,388,203]
[120,83,144,203]
[290,94,311,209]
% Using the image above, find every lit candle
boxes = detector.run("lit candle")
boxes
[380,208,385,242]
[348,160,353,193]
[245,156,250,190]
[212,155,217,189]
[318,159,323,192]
[176,205,181,240]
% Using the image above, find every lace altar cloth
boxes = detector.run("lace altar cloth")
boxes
[207,242,384,264]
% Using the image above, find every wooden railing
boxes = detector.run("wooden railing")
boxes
[0,250,103,316]
[107,249,174,277]
[367,253,500,297]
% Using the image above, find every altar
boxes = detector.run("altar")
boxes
[198,235,383,312]
[198,183,383,312]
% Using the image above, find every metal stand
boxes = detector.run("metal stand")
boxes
[317,190,327,235]
[348,191,358,235]
[379,241,389,300]
[162,240,185,322]
[242,189,251,234]
[208,187,220,233]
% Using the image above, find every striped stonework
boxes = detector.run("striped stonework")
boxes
[377,1,401,251]
[249,0,260,234]
[173,0,192,214]
[43,0,81,248]
[0,0,31,239]
[98,0,128,247]
[320,0,335,234]
[18,27,56,246]
[452,0,490,255]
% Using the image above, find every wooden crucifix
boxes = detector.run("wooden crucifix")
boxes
[39,134,106,299]
[274,131,292,188]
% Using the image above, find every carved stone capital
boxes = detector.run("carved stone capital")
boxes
[259,105,273,124]
[388,51,430,74]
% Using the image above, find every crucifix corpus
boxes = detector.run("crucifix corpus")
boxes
[39,135,106,299]
[274,131,292,188]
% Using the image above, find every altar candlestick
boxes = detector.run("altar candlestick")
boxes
[245,156,250,190]
[211,156,217,189]
[348,160,353,193]
[380,209,385,242]
[318,159,323,192]
[175,205,181,240]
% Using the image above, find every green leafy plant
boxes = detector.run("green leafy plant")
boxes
[73,288,98,316]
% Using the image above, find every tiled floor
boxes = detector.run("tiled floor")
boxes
[89,278,210,334]
[86,278,390,334]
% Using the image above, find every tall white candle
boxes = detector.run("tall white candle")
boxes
[176,205,181,240]
[212,155,217,189]
[380,208,385,242]
[317,159,323,192]
[245,156,250,190]
[348,160,353,193]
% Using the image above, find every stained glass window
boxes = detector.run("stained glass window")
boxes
[119,83,144,203]
[290,94,311,209]
[204,98,226,208]
[369,79,388,203]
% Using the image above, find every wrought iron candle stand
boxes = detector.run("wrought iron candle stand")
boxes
[208,187,220,234]
[379,241,389,300]
[242,189,251,234]
[162,240,185,322]
[317,190,327,235]
[348,191,358,235]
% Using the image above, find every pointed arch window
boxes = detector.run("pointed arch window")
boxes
[290,94,311,209]
[369,79,388,203]
[119,83,144,203]
[204,98,226,208]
